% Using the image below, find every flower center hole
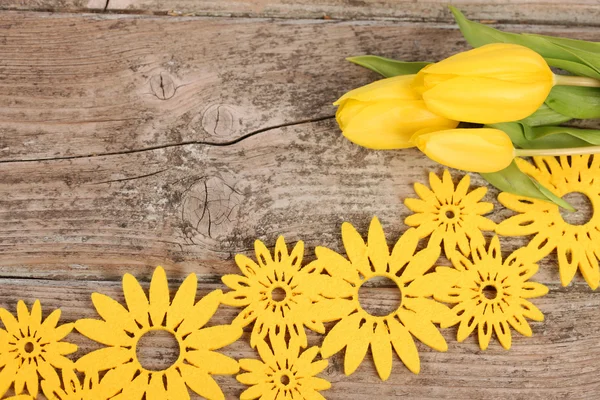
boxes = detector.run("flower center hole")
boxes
[482,285,498,300]
[280,374,291,386]
[136,330,180,371]
[358,276,402,317]
[560,192,593,226]
[271,287,287,302]
[445,210,455,219]
[24,342,34,353]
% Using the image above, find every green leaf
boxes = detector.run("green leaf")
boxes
[518,104,572,127]
[449,6,600,79]
[545,85,600,119]
[346,56,430,78]
[481,161,575,211]
[528,126,600,145]
[546,58,600,80]
[489,122,594,149]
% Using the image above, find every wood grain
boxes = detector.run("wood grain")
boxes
[1,0,600,26]
[1,12,599,162]
[2,10,600,400]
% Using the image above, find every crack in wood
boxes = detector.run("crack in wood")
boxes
[0,115,335,165]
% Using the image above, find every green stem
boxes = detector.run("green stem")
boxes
[515,146,600,157]
[554,74,600,88]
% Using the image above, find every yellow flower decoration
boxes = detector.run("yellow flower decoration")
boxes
[222,237,349,348]
[237,336,330,400]
[74,266,242,400]
[433,236,548,350]
[404,170,496,259]
[313,217,454,379]
[0,300,77,398]
[497,156,600,289]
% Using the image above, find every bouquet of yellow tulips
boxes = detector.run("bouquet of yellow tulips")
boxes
[336,7,600,210]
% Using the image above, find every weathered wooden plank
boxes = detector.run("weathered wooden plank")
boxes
[1,12,600,162]
[1,1,600,26]
[1,278,599,399]
[1,118,596,287]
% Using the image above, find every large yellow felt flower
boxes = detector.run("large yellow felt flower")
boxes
[433,236,548,350]
[313,217,454,379]
[497,156,600,289]
[75,266,242,400]
[404,170,496,259]
[222,237,350,348]
[0,300,77,398]
[237,336,330,400]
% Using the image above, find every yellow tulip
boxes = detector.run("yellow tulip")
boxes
[413,128,514,173]
[334,75,458,149]
[412,43,554,124]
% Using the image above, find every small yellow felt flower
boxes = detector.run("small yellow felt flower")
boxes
[313,217,454,379]
[0,300,77,398]
[497,155,600,289]
[75,266,242,400]
[334,75,458,149]
[237,336,330,400]
[222,236,351,348]
[404,170,496,259]
[433,236,548,350]
[412,43,555,123]
[413,128,515,173]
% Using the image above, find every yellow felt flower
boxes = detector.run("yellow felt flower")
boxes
[313,217,454,379]
[75,266,242,400]
[433,236,548,350]
[412,43,555,123]
[404,170,496,259]
[334,75,458,149]
[497,155,600,289]
[0,300,77,398]
[237,336,330,400]
[222,236,350,348]
[413,128,515,173]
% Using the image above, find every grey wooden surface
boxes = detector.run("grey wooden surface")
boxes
[1,4,600,399]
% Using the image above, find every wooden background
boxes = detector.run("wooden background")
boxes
[1,1,600,398]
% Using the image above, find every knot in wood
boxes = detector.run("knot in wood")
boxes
[181,176,243,240]
[150,73,176,100]
[201,104,236,137]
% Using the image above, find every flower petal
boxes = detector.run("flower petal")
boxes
[75,347,133,372]
[149,266,170,327]
[320,313,361,358]
[177,290,223,337]
[180,364,225,400]
[184,325,242,351]
[397,309,447,351]
[123,273,150,328]
[371,322,393,380]
[387,318,420,374]
[186,350,239,375]
[167,273,198,330]
[92,293,138,334]
[75,319,133,347]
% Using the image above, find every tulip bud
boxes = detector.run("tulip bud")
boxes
[412,43,554,124]
[413,128,515,173]
[334,75,458,149]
